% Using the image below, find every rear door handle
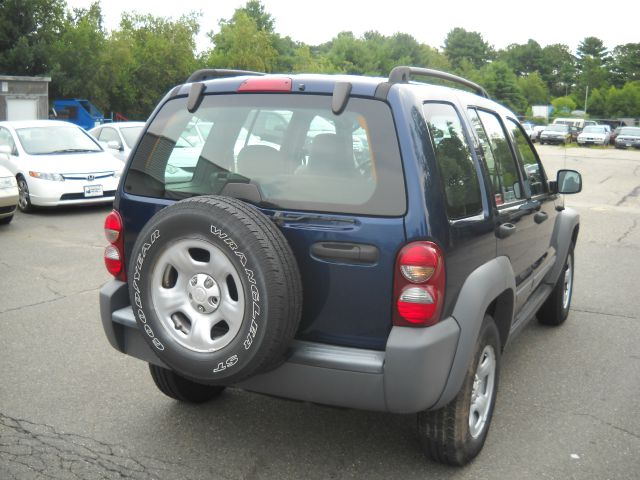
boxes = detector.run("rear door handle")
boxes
[534,211,548,224]
[311,242,379,264]
[496,223,516,239]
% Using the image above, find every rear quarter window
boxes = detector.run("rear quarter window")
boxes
[124,94,406,216]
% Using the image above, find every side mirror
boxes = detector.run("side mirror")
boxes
[107,140,123,151]
[557,169,582,194]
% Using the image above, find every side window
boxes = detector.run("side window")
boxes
[506,119,546,196]
[473,109,524,206]
[98,127,120,144]
[0,127,17,155]
[423,102,482,219]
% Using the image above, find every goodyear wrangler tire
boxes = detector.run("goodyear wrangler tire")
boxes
[129,195,302,385]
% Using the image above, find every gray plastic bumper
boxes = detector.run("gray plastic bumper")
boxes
[100,279,460,413]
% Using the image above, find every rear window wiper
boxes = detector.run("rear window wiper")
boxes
[50,148,100,154]
[271,211,357,227]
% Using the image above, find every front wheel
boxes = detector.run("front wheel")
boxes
[417,316,501,465]
[149,364,226,403]
[17,176,34,213]
[538,246,574,326]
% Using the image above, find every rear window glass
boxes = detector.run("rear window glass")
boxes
[124,94,406,216]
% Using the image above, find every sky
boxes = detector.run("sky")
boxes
[65,0,638,53]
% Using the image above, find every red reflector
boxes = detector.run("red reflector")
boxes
[237,77,292,92]
[397,300,437,325]
[104,245,122,276]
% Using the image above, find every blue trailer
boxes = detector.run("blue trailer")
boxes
[52,99,105,130]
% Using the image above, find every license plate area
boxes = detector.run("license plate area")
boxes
[84,185,103,197]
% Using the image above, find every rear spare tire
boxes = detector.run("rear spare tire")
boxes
[128,195,302,385]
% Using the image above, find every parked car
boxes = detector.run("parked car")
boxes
[614,127,640,149]
[89,122,146,162]
[522,123,537,142]
[0,120,123,212]
[610,126,623,145]
[100,67,581,466]
[577,125,611,146]
[533,125,546,141]
[0,164,18,224]
[540,124,573,145]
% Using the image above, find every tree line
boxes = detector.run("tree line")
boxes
[1,0,639,120]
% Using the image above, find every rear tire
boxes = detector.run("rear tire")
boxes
[149,364,226,403]
[538,245,574,326]
[417,316,501,466]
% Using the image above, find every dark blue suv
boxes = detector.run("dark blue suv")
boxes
[100,67,581,465]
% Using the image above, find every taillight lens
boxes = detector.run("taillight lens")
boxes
[104,210,126,281]
[393,242,445,327]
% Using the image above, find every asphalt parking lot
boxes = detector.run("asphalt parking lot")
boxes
[1,145,639,479]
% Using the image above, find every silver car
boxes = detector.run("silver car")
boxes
[0,164,18,224]
[89,122,145,162]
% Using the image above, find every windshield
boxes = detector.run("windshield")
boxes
[120,126,144,148]
[125,93,406,216]
[619,127,640,136]
[546,125,568,132]
[582,126,605,134]
[16,125,101,155]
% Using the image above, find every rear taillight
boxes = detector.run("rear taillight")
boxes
[104,210,126,281]
[393,241,445,327]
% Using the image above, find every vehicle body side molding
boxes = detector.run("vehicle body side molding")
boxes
[432,256,516,409]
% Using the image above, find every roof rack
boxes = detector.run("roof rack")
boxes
[387,66,489,98]
[186,69,265,84]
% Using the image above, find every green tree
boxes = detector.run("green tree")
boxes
[49,2,108,108]
[585,88,607,117]
[206,10,277,72]
[576,36,610,93]
[104,12,200,118]
[517,72,549,106]
[238,0,275,33]
[551,96,577,115]
[499,39,544,76]
[606,83,640,117]
[540,44,576,97]
[0,0,66,75]
[443,27,494,70]
[610,43,640,87]
[479,62,526,113]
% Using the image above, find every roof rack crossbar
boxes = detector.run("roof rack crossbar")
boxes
[388,66,489,98]
[186,69,265,84]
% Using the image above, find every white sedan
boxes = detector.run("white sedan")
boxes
[0,120,123,212]
[89,121,145,162]
[577,125,611,146]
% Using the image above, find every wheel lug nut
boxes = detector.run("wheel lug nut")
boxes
[204,278,214,289]
[198,305,205,313]
[209,296,218,305]
[190,277,198,286]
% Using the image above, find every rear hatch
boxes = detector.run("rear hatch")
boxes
[120,88,407,350]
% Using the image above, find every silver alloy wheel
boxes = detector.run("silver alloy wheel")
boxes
[18,178,30,210]
[469,345,496,439]
[150,238,245,353]
[562,253,573,311]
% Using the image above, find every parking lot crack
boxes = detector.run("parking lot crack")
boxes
[616,185,640,206]
[0,287,101,315]
[617,218,639,243]
[570,307,637,320]
[575,413,640,441]
[0,412,205,480]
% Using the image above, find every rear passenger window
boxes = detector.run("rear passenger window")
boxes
[423,103,482,219]
[505,119,546,196]
[469,109,524,206]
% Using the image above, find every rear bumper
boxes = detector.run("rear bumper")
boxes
[100,280,460,413]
